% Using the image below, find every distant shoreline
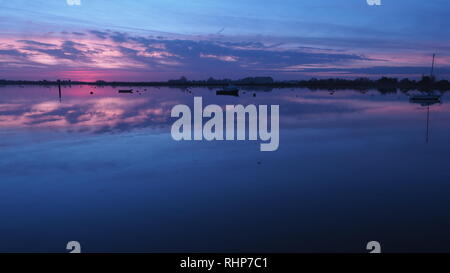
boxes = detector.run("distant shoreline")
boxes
[1,76,450,92]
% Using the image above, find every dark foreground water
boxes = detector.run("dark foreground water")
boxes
[0,85,449,253]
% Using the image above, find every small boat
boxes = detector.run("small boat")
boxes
[408,54,442,106]
[216,85,239,96]
[409,94,441,104]
[118,89,133,93]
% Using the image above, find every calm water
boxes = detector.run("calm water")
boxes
[0,85,449,253]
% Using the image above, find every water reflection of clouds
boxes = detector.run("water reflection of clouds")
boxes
[0,97,172,133]
[1,87,449,134]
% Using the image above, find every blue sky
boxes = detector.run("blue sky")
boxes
[1,0,450,80]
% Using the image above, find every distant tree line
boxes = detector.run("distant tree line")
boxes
[1,76,450,92]
[167,76,275,85]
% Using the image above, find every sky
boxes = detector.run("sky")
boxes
[1,0,450,81]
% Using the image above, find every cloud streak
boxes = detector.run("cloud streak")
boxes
[0,29,414,81]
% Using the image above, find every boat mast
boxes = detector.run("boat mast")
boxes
[430,53,436,77]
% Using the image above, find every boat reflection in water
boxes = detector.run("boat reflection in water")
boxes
[408,91,443,143]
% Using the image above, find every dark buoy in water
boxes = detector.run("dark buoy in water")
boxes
[90,91,94,95]
[253,93,256,97]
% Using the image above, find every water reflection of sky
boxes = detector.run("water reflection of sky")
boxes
[0,86,450,252]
